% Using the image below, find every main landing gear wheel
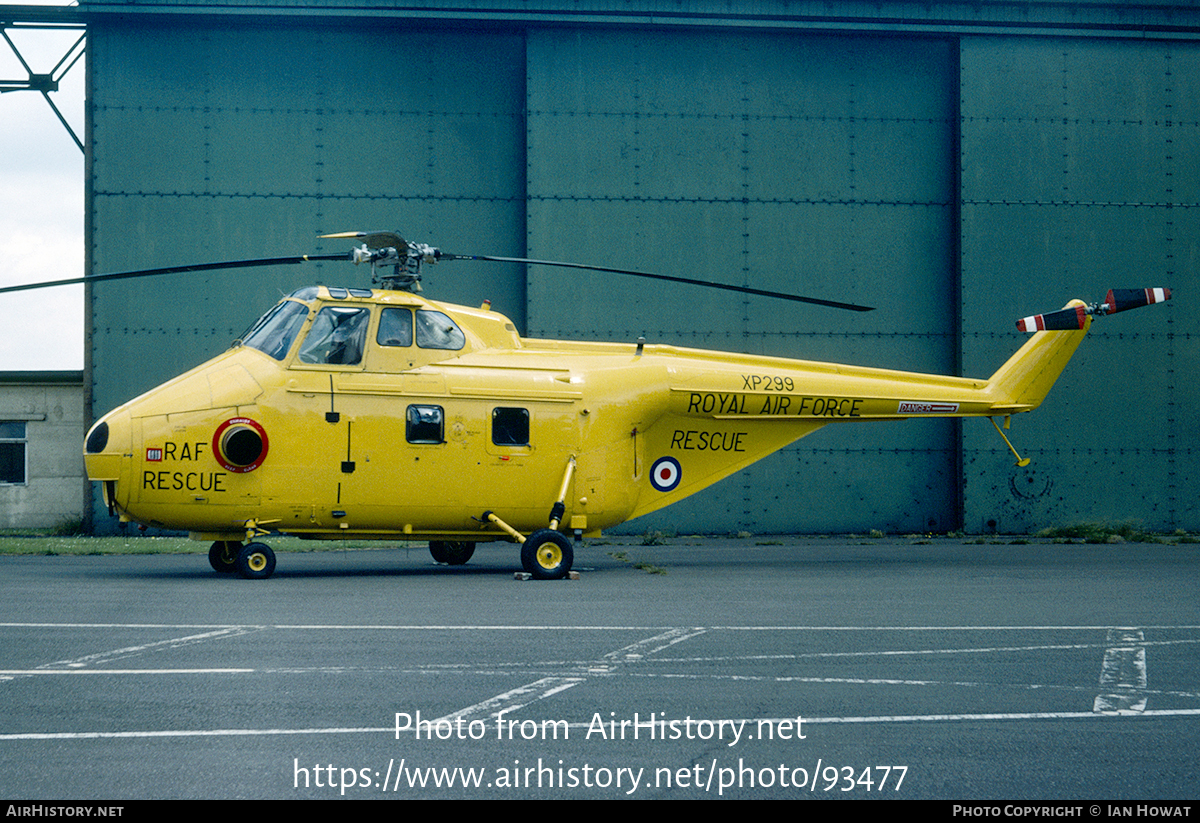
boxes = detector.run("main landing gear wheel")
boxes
[429,541,475,565]
[208,541,240,573]
[521,529,573,580]
[236,542,276,580]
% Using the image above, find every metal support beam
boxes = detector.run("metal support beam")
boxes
[0,18,85,153]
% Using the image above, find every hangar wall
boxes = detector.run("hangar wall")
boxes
[82,2,1197,534]
[960,37,1197,534]
[525,30,960,534]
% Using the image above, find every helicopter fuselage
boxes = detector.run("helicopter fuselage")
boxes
[83,285,1088,566]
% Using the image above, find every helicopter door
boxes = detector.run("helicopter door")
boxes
[366,307,467,373]
[270,305,374,527]
[481,402,585,532]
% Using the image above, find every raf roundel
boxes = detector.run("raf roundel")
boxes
[649,456,682,492]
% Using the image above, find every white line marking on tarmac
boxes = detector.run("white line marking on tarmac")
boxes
[433,676,586,726]
[647,636,1200,663]
[7,622,1200,631]
[2,669,254,675]
[37,627,259,669]
[431,629,708,725]
[603,627,707,662]
[8,664,1198,702]
[1094,627,1148,715]
[4,624,1198,744]
[5,708,1200,741]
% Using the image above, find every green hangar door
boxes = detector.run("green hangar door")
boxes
[524,31,960,534]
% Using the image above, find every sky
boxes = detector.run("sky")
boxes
[0,7,85,371]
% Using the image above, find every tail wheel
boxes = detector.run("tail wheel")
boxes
[430,541,475,566]
[236,542,276,580]
[521,529,573,580]
[208,541,240,573]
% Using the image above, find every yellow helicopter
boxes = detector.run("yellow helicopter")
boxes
[33,231,1170,580]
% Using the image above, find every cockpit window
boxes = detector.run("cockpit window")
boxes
[297,306,370,365]
[239,300,310,361]
[377,308,413,348]
[415,310,466,351]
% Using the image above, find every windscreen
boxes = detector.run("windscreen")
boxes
[239,300,310,360]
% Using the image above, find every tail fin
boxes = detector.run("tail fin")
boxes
[986,300,1091,412]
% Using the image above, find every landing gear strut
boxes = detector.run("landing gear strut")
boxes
[478,455,579,580]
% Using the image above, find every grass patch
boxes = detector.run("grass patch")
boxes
[1035,523,1164,544]
[0,535,421,557]
[609,548,666,575]
[632,562,667,575]
[0,535,197,556]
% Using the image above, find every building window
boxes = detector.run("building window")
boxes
[0,422,27,484]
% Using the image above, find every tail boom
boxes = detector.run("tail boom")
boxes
[660,305,1093,424]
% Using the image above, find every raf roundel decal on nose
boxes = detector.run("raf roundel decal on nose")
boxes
[649,456,682,492]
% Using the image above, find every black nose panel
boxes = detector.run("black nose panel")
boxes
[86,422,109,454]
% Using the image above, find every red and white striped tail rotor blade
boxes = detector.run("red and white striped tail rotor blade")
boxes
[1016,305,1088,333]
[1104,288,1172,314]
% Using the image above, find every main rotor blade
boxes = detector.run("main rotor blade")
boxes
[320,231,406,250]
[0,254,349,296]
[447,254,875,312]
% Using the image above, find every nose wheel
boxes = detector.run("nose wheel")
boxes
[235,542,276,579]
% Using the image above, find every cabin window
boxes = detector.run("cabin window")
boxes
[297,307,370,365]
[415,310,465,351]
[406,405,444,444]
[491,407,529,447]
[240,300,310,360]
[377,308,413,347]
[0,422,26,485]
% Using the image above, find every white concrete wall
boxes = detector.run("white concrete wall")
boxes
[0,376,85,530]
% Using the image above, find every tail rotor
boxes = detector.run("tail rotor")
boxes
[1016,288,1172,332]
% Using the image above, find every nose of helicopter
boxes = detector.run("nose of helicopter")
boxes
[84,408,131,484]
